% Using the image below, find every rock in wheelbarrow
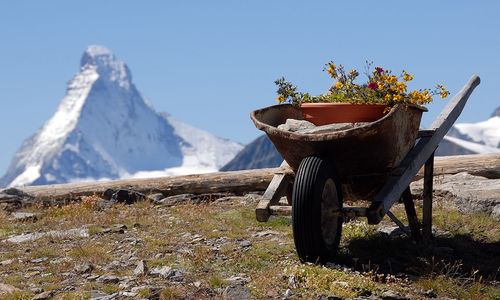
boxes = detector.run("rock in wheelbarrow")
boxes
[277,118,369,134]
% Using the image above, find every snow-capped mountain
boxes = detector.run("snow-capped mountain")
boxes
[437,107,500,156]
[0,46,242,187]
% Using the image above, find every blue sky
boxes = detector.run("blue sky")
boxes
[0,1,499,175]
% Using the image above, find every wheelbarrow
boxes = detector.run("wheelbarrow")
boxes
[251,75,480,263]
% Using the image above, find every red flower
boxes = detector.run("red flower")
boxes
[368,82,379,90]
[375,67,384,74]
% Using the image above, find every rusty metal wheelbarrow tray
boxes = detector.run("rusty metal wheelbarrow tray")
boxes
[251,103,425,201]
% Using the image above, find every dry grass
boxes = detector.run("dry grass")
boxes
[0,194,498,299]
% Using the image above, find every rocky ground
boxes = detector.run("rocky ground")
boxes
[0,186,498,299]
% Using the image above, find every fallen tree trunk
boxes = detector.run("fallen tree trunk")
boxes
[6,166,293,202]
[0,154,498,205]
[414,153,500,180]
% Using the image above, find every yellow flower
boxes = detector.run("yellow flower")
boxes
[335,81,344,89]
[422,90,432,103]
[440,90,449,98]
[393,94,403,102]
[276,95,285,103]
[396,81,407,93]
[437,84,449,98]
[326,63,337,78]
[384,94,392,101]
[387,75,398,84]
[409,90,421,101]
[402,71,414,82]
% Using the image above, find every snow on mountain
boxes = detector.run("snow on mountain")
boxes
[0,45,242,187]
[437,106,500,156]
[453,116,500,148]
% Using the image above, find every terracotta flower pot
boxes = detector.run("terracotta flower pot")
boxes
[300,103,388,125]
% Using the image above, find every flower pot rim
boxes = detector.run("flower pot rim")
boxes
[299,102,427,111]
[300,103,388,107]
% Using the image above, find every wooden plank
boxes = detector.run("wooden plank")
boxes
[269,205,292,216]
[386,211,411,237]
[417,129,436,138]
[256,161,293,222]
[269,206,367,218]
[402,187,421,242]
[367,75,480,224]
[256,173,291,222]
[422,152,435,243]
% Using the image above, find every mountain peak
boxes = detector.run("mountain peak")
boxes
[491,106,500,118]
[80,45,131,88]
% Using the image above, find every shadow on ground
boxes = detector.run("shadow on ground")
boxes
[336,232,500,280]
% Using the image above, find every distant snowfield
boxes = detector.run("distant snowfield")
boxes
[443,136,500,154]
[454,116,500,148]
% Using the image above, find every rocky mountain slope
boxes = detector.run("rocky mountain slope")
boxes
[220,135,282,171]
[0,46,242,187]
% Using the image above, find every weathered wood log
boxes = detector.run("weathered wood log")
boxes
[2,167,293,202]
[0,153,497,206]
[415,153,500,180]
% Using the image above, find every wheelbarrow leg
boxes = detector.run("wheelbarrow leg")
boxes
[402,187,421,243]
[256,161,292,222]
[422,151,435,243]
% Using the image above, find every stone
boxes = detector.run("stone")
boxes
[422,289,437,298]
[32,290,55,300]
[90,290,119,300]
[0,188,34,211]
[283,288,293,298]
[252,230,279,238]
[30,287,43,294]
[299,122,354,134]
[277,119,316,132]
[103,189,146,204]
[31,257,48,263]
[153,194,194,206]
[87,275,100,281]
[147,193,165,202]
[225,275,249,285]
[4,228,89,243]
[97,275,120,284]
[9,212,39,222]
[316,296,343,300]
[377,225,409,238]
[0,283,21,295]
[411,172,500,219]
[74,263,93,274]
[133,260,148,276]
[0,259,14,266]
[149,266,182,281]
[239,240,252,248]
[222,285,251,300]
[381,290,408,300]
[492,205,500,220]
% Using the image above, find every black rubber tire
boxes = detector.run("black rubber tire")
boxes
[292,156,343,263]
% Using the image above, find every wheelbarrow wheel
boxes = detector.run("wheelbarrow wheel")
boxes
[292,156,343,263]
